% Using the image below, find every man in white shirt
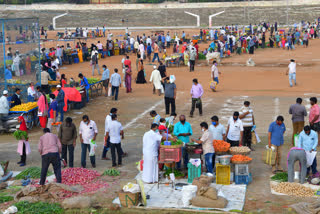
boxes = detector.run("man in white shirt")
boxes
[96,41,103,57]
[209,115,226,141]
[211,60,221,84]
[130,37,135,53]
[226,112,244,147]
[105,114,124,167]
[239,101,255,149]
[110,68,121,101]
[102,108,117,160]
[139,42,145,59]
[79,115,98,168]
[146,36,152,47]
[0,90,9,129]
[286,59,296,87]
[142,123,175,183]
[27,82,36,102]
[149,65,162,96]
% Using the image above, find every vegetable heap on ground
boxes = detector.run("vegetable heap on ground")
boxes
[15,167,52,179]
[102,168,120,176]
[271,172,288,182]
[213,140,230,152]
[60,168,109,198]
[273,182,314,197]
[13,130,28,141]
[160,139,183,146]
[231,155,252,162]
[164,168,184,178]
[14,201,63,214]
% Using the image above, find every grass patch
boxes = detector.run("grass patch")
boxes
[14,201,63,214]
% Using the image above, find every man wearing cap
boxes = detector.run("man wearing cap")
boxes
[150,65,162,96]
[56,85,65,122]
[0,90,9,129]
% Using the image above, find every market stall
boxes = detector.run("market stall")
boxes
[9,102,38,130]
[53,87,82,112]
[165,53,184,67]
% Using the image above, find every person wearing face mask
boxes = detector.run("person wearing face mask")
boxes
[79,115,98,168]
[163,75,177,115]
[239,101,255,150]
[191,122,214,174]
[150,110,161,125]
[268,116,286,173]
[190,79,203,117]
[58,117,77,168]
[11,88,21,108]
[209,116,226,141]
[174,115,193,169]
[142,123,176,183]
[226,112,244,147]
[55,85,65,122]
[298,125,318,175]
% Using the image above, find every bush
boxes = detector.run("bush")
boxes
[14,201,63,214]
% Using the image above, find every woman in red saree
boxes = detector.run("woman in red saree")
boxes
[125,65,132,93]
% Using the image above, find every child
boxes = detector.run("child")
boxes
[17,116,30,167]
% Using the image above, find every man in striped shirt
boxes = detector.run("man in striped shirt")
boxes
[239,101,255,149]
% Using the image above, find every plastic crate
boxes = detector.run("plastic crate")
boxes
[216,163,230,185]
[159,147,181,162]
[187,162,201,183]
[235,174,250,185]
[235,164,249,176]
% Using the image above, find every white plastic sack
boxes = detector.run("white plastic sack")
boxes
[160,85,164,94]
[0,164,3,177]
[108,87,112,97]
[123,182,140,193]
[181,185,197,207]
[89,140,97,156]
[3,206,18,214]
[306,151,317,167]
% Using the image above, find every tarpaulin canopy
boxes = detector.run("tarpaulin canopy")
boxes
[53,87,82,112]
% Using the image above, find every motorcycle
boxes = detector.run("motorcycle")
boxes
[0,114,20,133]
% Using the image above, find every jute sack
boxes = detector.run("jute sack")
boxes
[198,187,217,200]
[191,196,227,208]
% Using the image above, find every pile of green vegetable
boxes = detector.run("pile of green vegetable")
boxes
[160,139,183,146]
[102,168,120,176]
[14,201,63,214]
[0,192,14,203]
[87,78,100,84]
[15,167,53,179]
[198,52,206,60]
[164,168,184,178]
[13,130,28,140]
[271,172,288,182]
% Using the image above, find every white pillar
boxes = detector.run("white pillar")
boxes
[52,13,68,30]
[209,11,225,28]
[184,11,200,27]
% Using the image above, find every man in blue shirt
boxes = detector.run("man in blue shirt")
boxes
[268,116,286,172]
[174,115,193,169]
[56,85,65,122]
[79,73,90,102]
[102,65,110,96]
[298,126,318,175]
[166,33,171,48]
[110,68,121,101]
[182,31,186,42]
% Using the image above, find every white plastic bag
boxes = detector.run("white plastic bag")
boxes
[108,87,112,96]
[89,140,97,156]
[306,151,317,167]
[160,85,164,94]
[3,206,18,214]
[123,182,141,193]
[181,185,197,207]
[0,164,4,177]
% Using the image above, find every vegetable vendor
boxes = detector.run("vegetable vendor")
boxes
[78,73,90,103]
[38,128,62,185]
[142,123,176,184]
[298,125,318,175]
[287,147,307,184]
[16,116,30,167]
[191,122,214,174]
[174,115,193,169]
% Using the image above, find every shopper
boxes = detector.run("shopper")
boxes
[110,68,121,101]
[226,112,244,147]
[289,97,307,146]
[58,117,77,168]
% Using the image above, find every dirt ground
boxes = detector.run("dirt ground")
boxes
[2,29,320,213]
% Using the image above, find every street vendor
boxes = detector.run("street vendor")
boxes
[191,122,214,174]
[79,73,90,102]
[298,126,318,175]
[11,88,21,108]
[174,115,193,169]
[287,147,307,184]
[142,123,176,184]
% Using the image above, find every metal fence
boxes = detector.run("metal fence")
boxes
[0,18,41,101]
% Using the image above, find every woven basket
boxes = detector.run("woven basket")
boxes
[215,151,229,155]
[160,144,183,149]
[229,151,251,156]
[118,190,140,207]
[231,160,252,164]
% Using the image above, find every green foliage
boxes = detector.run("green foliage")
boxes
[198,52,206,60]
[0,193,14,203]
[164,168,184,177]
[15,167,53,179]
[271,172,288,182]
[102,168,120,176]
[13,130,28,141]
[14,201,63,214]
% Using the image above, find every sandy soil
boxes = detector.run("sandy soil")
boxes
[2,29,320,213]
